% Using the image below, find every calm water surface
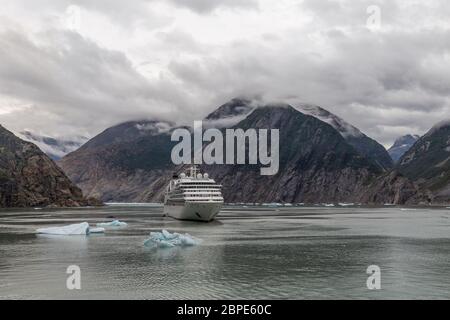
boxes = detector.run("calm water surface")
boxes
[0,205,449,299]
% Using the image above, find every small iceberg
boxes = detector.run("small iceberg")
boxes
[36,222,104,235]
[96,220,127,227]
[262,203,283,208]
[338,203,354,207]
[144,229,201,249]
[90,227,106,233]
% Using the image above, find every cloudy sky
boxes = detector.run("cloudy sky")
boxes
[0,0,449,147]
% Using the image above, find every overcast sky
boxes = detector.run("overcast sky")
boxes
[0,0,449,147]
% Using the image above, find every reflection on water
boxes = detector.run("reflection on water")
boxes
[0,205,450,299]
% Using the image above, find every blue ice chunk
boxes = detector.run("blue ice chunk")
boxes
[36,223,107,235]
[144,230,201,248]
[96,220,127,227]
[162,229,177,240]
[89,227,105,234]
[178,233,199,246]
[36,222,90,235]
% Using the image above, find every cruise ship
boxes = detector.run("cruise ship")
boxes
[163,166,224,222]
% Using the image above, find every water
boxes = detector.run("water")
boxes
[1,205,449,299]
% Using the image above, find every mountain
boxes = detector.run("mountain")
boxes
[388,134,420,163]
[297,104,393,171]
[60,100,422,204]
[59,120,177,202]
[204,98,255,128]
[397,122,450,203]
[18,131,87,160]
[199,104,420,204]
[0,125,97,208]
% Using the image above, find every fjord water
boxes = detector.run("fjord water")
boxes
[0,205,449,299]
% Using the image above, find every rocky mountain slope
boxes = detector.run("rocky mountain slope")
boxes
[197,104,421,204]
[60,100,423,204]
[0,125,97,207]
[397,122,450,203]
[297,104,393,170]
[388,134,420,163]
[59,120,177,202]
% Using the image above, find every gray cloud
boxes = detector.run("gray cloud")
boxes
[0,0,450,148]
[0,29,187,137]
[168,0,258,13]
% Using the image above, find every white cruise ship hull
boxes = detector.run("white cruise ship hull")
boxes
[164,202,222,222]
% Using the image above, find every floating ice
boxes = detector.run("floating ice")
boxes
[262,203,283,208]
[36,222,105,235]
[144,230,201,249]
[89,227,106,233]
[37,222,88,235]
[96,220,127,227]
[338,203,354,206]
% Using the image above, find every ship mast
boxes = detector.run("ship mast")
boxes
[189,165,199,178]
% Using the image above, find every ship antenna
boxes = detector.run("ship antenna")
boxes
[191,165,198,178]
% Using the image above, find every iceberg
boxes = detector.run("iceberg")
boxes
[262,203,283,208]
[36,222,105,235]
[96,220,127,227]
[144,229,201,249]
[89,227,106,233]
[338,203,354,207]
[37,222,89,235]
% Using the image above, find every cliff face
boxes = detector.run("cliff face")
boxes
[0,125,96,208]
[297,104,393,171]
[397,123,450,203]
[59,102,423,204]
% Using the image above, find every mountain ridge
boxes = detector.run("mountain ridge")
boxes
[388,134,420,163]
[397,123,450,203]
[0,124,99,208]
[59,99,423,204]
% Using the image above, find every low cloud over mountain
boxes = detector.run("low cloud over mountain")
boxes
[1,0,450,147]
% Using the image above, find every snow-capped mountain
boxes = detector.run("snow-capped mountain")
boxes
[296,104,363,139]
[18,131,88,160]
[296,104,393,170]
[388,134,420,163]
[204,98,256,128]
